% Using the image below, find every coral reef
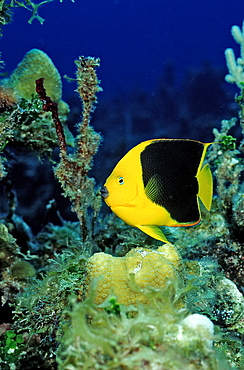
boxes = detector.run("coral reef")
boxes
[0,223,20,272]
[1,11,244,370]
[0,48,75,184]
[0,329,25,368]
[0,86,16,111]
[85,244,184,306]
[57,288,229,370]
[0,1,12,36]
[7,48,69,117]
[52,56,102,245]
[225,20,244,149]
[11,248,88,370]
[225,20,244,89]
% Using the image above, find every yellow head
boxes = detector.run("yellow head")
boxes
[102,142,145,208]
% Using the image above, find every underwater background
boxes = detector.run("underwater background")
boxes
[1,0,243,99]
[1,0,244,369]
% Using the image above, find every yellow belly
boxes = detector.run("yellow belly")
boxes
[111,203,179,227]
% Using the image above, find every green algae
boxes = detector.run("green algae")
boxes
[57,284,230,370]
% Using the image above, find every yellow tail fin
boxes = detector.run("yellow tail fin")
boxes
[197,163,213,211]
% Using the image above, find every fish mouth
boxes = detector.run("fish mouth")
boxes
[100,185,109,199]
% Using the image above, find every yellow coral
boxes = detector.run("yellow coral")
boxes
[85,244,184,306]
[8,49,69,116]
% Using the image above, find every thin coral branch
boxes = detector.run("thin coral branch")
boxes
[35,77,67,158]
[75,56,102,157]
[35,59,102,245]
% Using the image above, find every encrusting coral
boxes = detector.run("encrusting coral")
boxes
[85,244,185,306]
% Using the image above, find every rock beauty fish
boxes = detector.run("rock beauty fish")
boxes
[100,138,213,243]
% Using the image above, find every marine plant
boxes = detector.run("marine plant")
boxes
[11,248,88,369]
[0,45,104,366]
[0,329,25,368]
[57,286,228,370]
[0,48,72,182]
[210,20,244,239]
[50,56,103,244]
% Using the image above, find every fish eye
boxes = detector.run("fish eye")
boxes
[118,177,124,185]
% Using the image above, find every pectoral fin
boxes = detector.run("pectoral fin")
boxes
[137,225,169,243]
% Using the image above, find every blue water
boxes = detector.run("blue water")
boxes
[1,0,243,100]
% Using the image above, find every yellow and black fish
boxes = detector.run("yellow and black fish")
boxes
[100,138,213,243]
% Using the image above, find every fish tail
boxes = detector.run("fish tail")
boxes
[197,163,213,211]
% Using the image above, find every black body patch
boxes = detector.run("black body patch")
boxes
[140,139,204,223]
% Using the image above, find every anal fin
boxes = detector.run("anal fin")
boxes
[137,225,169,243]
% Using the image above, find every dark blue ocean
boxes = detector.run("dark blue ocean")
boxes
[1,0,243,100]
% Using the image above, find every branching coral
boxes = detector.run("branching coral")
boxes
[176,20,244,258]
[0,0,12,36]
[208,21,244,241]
[0,0,74,27]
[225,20,244,148]
[0,86,17,162]
[2,55,104,367]
[225,21,244,89]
